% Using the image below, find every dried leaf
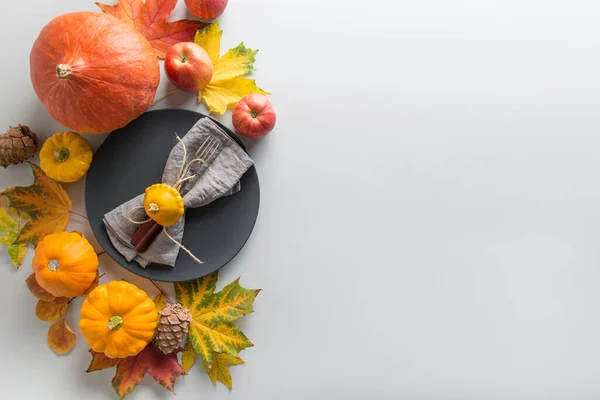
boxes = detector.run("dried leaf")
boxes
[175,272,259,363]
[82,271,100,296]
[181,341,197,372]
[36,297,69,322]
[111,345,185,399]
[0,195,10,209]
[153,293,167,313]
[2,163,71,247]
[0,207,30,267]
[26,273,56,302]
[96,0,207,59]
[48,319,76,355]
[86,349,122,372]
[202,352,244,390]
[194,22,268,114]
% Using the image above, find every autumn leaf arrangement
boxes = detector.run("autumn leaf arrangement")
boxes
[0,0,269,398]
[0,161,260,397]
[2,168,259,395]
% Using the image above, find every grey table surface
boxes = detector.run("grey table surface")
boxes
[2,0,600,399]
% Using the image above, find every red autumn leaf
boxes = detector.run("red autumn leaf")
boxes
[25,273,56,302]
[86,349,122,372]
[86,345,185,399]
[96,0,207,59]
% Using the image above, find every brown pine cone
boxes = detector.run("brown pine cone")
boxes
[154,303,193,355]
[0,125,38,168]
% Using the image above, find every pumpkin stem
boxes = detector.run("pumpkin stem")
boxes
[147,203,160,213]
[54,148,70,163]
[47,258,60,271]
[107,316,123,331]
[56,64,73,79]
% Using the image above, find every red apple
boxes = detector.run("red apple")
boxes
[232,94,277,139]
[185,0,228,21]
[165,42,213,93]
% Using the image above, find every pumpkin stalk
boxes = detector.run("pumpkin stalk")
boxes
[56,64,73,79]
[54,147,70,163]
[107,316,123,331]
[147,203,160,213]
[47,258,60,271]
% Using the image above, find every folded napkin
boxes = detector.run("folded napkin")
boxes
[103,118,254,267]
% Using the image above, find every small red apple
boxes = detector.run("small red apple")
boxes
[232,94,277,140]
[185,0,228,21]
[165,42,213,93]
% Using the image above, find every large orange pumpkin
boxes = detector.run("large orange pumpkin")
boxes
[29,12,160,134]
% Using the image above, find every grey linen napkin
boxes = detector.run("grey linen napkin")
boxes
[103,118,254,267]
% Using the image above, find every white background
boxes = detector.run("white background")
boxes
[1,0,600,399]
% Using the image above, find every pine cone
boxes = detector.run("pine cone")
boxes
[154,303,193,355]
[0,125,38,168]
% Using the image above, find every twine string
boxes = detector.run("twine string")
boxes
[127,206,151,225]
[163,227,204,264]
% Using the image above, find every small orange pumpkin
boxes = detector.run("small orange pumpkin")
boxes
[79,281,158,358]
[32,232,98,297]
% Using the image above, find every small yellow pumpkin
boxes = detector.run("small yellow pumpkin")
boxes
[79,281,158,359]
[32,231,98,297]
[40,131,93,183]
[144,183,184,227]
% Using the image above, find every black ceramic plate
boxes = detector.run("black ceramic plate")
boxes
[85,109,260,282]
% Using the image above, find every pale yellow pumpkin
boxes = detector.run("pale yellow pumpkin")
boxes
[40,131,93,183]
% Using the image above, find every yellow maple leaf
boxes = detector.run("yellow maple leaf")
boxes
[195,22,268,114]
[153,293,168,313]
[2,163,71,247]
[0,207,30,267]
[182,341,197,372]
[202,352,244,390]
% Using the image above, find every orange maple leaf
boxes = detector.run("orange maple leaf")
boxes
[96,0,207,59]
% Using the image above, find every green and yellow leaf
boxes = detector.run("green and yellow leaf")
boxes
[175,272,217,310]
[0,207,30,267]
[194,21,268,114]
[211,44,259,83]
[202,352,244,390]
[198,278,260,324]
[174,272,259,363]
[2,163,71,247]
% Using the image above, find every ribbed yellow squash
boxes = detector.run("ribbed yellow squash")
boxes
[79,281,158,359]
